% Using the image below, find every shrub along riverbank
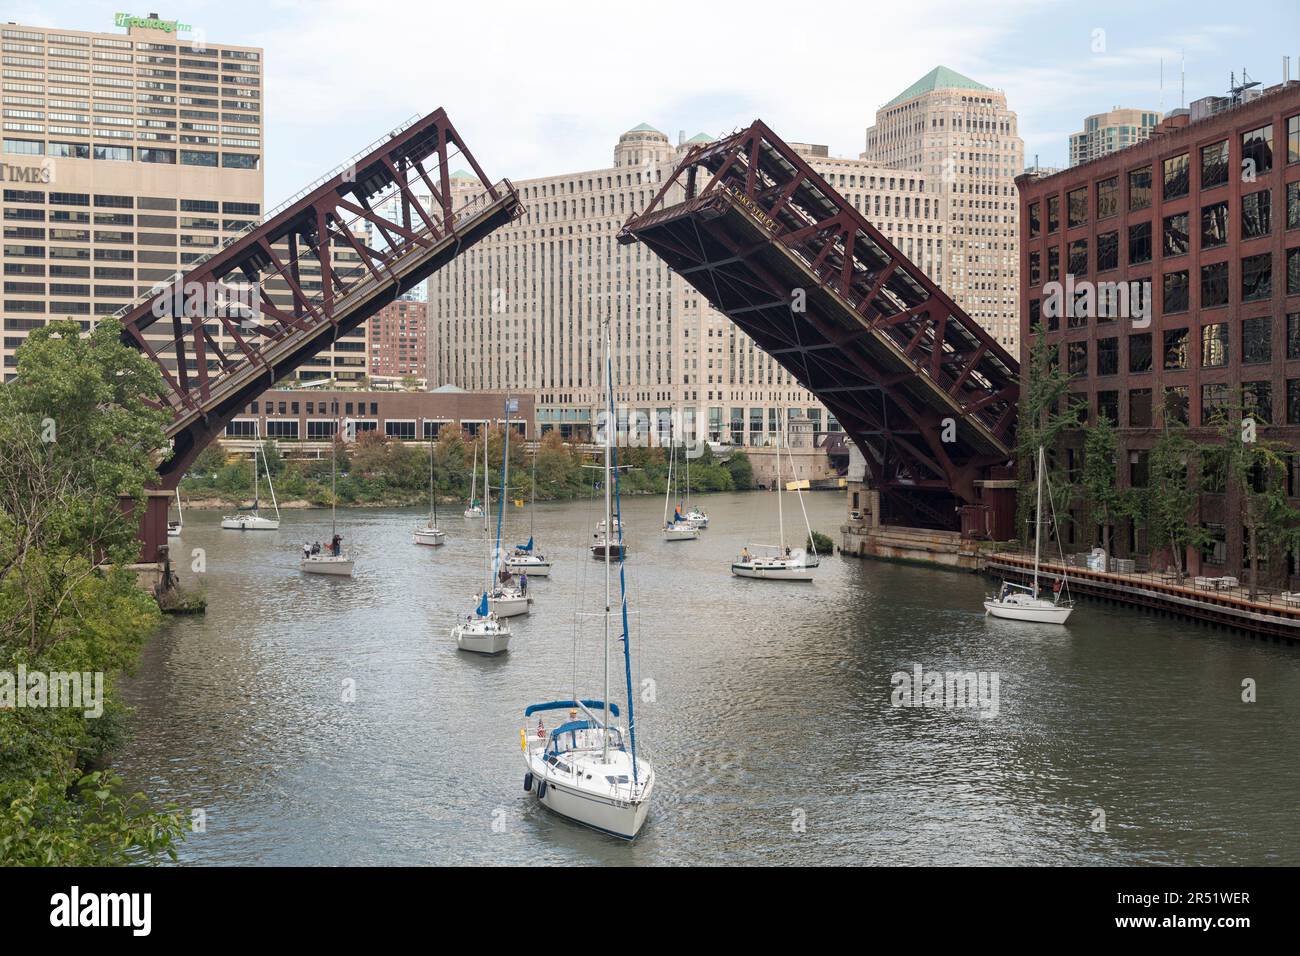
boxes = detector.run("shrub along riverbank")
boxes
[0,320,185,864]
[181,429,755,509]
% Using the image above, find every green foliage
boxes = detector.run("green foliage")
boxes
[1080,415,1138,556]
[0,318,185,865]
[1144,422,1209,575]
[806,530,834,555]
[1016,325,1081,545]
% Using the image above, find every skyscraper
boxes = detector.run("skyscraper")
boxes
[863,65,1025,356]
[0,15,263,379]
[1069,107,1163,167]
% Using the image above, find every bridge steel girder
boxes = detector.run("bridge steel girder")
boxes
[618,120,1019,530]
[118,108,524,561]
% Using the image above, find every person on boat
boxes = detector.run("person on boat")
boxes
[312,541,321,555]
[741,547,751,562]
[330,534,342,556]
[785,546,792,557]
[519,572,528,596]
[302,542,311,559]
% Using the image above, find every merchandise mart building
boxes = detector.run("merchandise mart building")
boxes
[1,15,263,380]
[1016,80,1300,584]
[429,123,947,449]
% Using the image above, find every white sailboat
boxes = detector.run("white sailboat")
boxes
[414,433,446,546]
[732,414,818,581]
[301,416,354,576]
[505,449,552,576]
[660,426,699,543]
[682,439,708,528]
[521,317,653,840]
[452,430,512,654]
[221,425,281,530]
[488,402,531,617]
[984,445,1074,624]
[463,436,485,519]
[167,487,183,537]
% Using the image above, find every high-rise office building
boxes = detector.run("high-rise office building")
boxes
[428,123,943,445]
[0,15,263,379]
[1069,107,1162,167]
[368,293,427,383]
[863,65,1025,356]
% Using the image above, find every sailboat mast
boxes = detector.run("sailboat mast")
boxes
[1034,444,1044,595]
[330,415,337,537]
[602,319,612,764]
[775,410,785,552]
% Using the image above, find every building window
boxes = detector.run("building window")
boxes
[1242,380,1272,424]
[1096,176,1119,219]
[225,419,255,438]
[180,150,218,167]
[1068,239,1088,277]
[1162,270,1189,313]
[1067,341,1088,377]
[1200,140,1229,189]
[265,419,298,439]
[1200,262,1229,308]
[1289,247,1300,296]
[1129,388,1153,427]
[1029,250,1041,285]
[1241,124,1274,177]
[1028,201,1040,237]
[1067,187,1088,228]
[1047,247,1060,282]
[223,153,259,169]
[1128,165,1152,210]
[1201,200,1229,248]
[1097,337,1119,376]
[1163,327,1189,370]
[1201,383,1232,425]
[1129,332,1153,373]
[1289,312,1300,359]
[138,148,176,164]
[1241,253,1271,301]
[1162,213,1189,256]
[1128,221,1152,264]
[1289,379,1300,425]
[1162,153,1189,200]
[1288,181,1300,230]
[1242,315,1272,365]
[1241,189,1271,239]
[1097,230,1119,271]
[384,420,416,440]
[1289,115,1300,164]
[1201,323,1229,368]
[1098,389,1119,424]
[1047,195,1060,233]
[1164,385,1190,425]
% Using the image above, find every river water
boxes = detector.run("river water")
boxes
[114,491,1300,865]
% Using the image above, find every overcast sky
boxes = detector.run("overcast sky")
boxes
[17,0,1300,203]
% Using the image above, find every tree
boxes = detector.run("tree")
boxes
[1015,325,1081,545]
[1144,422,1208,577]
[724,451,754,490]
[1081,415,1127,557]
[0,319,185,864]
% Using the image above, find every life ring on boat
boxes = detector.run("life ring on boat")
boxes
[537,780,547,799]
[523,772,533,793]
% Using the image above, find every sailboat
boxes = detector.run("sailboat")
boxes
[167,487,183,537]
[414,433,446,546]
[452,431,512,653]
[463,436,485,519]
[660,425,699,542]
[221,425,280,530]
[731,414,818,581]
[488,404,531,617]
[505,449,552,576]
[521,317,654,840]
[984,445,1074,624]
[301,416,354,576]
[682,437,708,528]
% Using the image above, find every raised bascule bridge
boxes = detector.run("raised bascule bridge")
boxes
[618,120,1020,538]
[118,109,524,561]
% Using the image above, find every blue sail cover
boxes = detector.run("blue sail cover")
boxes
[475,592,488,618]
[524,699,620,717]
[515,536,534,552]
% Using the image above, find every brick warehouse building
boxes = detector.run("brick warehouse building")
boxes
[1016,80,1300,586]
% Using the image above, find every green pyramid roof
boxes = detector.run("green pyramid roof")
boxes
[450,169,477,180]
[627,122,662,134]
[884,66,991,108]
[685,132,713,144]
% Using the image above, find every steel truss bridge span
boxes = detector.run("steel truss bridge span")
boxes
[618,120,1019,530]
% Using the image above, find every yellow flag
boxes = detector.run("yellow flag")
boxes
[514,498,524,508]
[785,479,810,491]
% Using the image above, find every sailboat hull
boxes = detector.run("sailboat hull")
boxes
[489,593,531,618]
[413,528,446,546]
[463,508,484,520]
[505,556,551,576]
[983,598,1073,624]
[300,555,354,576]
[661,525,699,541]
[590,542,626,560]
[524,751,652,840]
[222,515,279,531]
[453,621,510,654]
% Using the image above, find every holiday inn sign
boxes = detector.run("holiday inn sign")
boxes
[114,12,192,33]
